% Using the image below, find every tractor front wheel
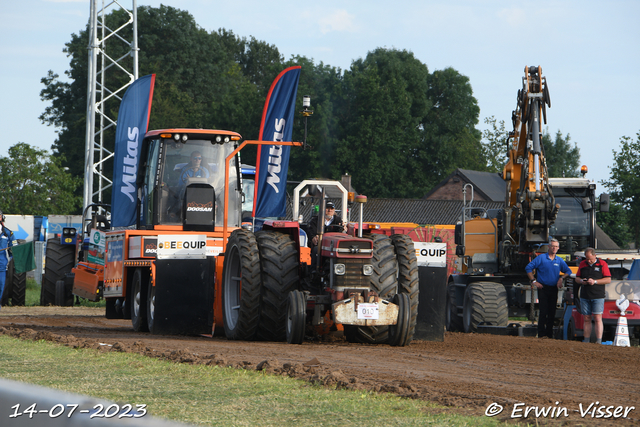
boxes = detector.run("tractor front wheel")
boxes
[286,290,306,344]
[388,293,411,346]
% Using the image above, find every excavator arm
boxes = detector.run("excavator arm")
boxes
[503,66,557,249]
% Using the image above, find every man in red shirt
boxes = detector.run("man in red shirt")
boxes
[575,248,611,344]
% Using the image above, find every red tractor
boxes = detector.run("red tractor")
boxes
[222,179,419,346]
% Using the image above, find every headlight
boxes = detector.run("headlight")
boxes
[363,264,373,276]
[334,263,346,275]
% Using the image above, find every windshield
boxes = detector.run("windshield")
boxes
[151,139,241,227]
[550,195,591,253]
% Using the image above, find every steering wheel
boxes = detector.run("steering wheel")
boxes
[325,224,344,233]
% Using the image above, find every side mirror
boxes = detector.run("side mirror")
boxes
[455,245,465,257]
[581,197,592,212]
[599,193,610,213]
[454,223,462,245]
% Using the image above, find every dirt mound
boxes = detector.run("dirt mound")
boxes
[1,307,638,424]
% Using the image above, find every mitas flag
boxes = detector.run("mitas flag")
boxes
[111,74,155,227]
[253,66,301,219]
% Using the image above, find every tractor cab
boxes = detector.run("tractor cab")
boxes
[138,129,244,231]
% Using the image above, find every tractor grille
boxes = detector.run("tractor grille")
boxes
[334,258,371,289]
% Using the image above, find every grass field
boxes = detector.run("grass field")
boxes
[0,335,509,426]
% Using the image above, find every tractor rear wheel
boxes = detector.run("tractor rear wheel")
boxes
[222,229,262,340]
[446,283,463,332]
[130,268,149,332]
[42,239,75,306]
[286,290,306,344]
[390,234,419,344]
[346,234,398,344]
[462,282,508,333]
[11,266,26,307]
[255,231,300,341]
[388,293,411,346]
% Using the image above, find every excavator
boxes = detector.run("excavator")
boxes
[447,66,609,334]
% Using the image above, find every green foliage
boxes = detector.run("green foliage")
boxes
[0,143,82,215]
[597,201,633,249]
[542,129,581,178]
[481,116,508,174]
[39,6,487,200]
[603,131,640,246]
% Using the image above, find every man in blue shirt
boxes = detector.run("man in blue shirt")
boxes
[0,210,16,310]
[525,239,572,338]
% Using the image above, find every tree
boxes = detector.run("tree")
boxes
[603,131,640,246]
[481,116,508,173]
[421,67,486,187]
[542,129,580,178]
[40,5,280,183]
[0,143,82,215]
[597,201,632,249]
[333,48,432,198]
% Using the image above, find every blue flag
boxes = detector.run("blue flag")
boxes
[111,74,155,227]
[253,66,301,218]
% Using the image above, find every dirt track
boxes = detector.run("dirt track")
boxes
[1,306,639,424]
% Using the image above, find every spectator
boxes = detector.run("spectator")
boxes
[525,239,572,338]
[575,247,611,344]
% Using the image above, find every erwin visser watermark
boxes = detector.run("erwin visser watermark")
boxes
[485,402,635,419]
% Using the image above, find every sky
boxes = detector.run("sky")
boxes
[1,0,638,191]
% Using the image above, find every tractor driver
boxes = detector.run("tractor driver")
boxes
[180,151,210,184]
[308,201,347,248]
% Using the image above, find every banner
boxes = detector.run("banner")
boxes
[111,74,156,227]
[253,66,301,218]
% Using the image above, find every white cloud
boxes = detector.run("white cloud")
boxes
[497,7,527,27]
[318,9,357,34]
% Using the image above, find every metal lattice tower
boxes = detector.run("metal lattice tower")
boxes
[84,0,139,211]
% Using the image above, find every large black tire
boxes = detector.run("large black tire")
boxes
[10,267,26,307]
[286,290,306,344]
[462,282,508,333]
[54,274,74,307]
[390,234,419,344]
[446,282,463,332]
[42,239,76,306]
[147,279,156,333]
[130,268,149,332]
[345,234,399,344]
[222,229,262,340]
[255,231,300,341]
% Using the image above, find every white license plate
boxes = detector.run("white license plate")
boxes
[357,303,379,320]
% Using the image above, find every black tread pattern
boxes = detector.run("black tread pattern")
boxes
[346,234,399,344]
[463,282,508,332]
[446,282,463,332]
[11,269,26,306]
[42,239,75,306]
[255,231,300,342]
[223,229,262,340]
[391,234,419,344]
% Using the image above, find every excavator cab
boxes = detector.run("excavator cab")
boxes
[138,130,244,231]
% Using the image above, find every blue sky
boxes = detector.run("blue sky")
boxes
[1,0,638,189]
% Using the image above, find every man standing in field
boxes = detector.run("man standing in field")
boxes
[525,239,572,338]
[574,248,611,344]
